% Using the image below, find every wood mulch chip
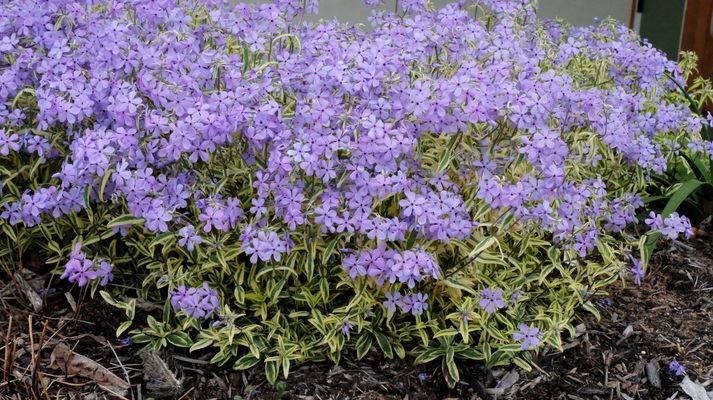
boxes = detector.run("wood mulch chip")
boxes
[3,237,713,399]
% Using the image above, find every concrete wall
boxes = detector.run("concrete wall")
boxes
[243,1,634,28]
[537,0,632,27]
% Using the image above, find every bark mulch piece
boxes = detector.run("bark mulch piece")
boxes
[3,237,713,399]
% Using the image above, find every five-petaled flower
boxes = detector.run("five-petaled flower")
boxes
[479,288,506,314]
[669,360,686,376]
[513,323,541,350]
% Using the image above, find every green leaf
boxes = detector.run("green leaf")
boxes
[319,277,329,303]
[443,357,459,388]
[581,300,601,321]
[445,346,455,365]
[405,229,419,250]
[482,342,491,362]
[269,279,287,301]
[446,131,462,150]
[100,291,118,307]
[146,315,162,334]
[414,347,445,364]
[212,176,230,196]
[288,311,309,318]
[29,155,45,179]
[126,298,137,320]
[467,236,497,259]
[107,214,145,229]
[496,344,523,354]
[304,237,317,280]
[131,333,153,344]
[309,309,327,335]
[2,223,17,243]
[256,264,297,279]
[436,148,452,173]
[149,231,175,249]
[487,350,512,367]
[83,235,101,246]
[456,347,483,361]
[234,286,245,304]
[374,331,393,359]
[116,321,132,337]
[475,251,508,266]
[393,342,405,359]
[166,332,194,348]
[46,240,62,255]
[190,338,214,352]
[433,328,459,339]
[321,234,342,265]
[443,278,477,296]
[512,356,533,371]
[83,185,93,219]
[538,263,556,285]
[99,169,113,201]
[355,333,373,360]
[210,350,230,366]
[265,360,279,384]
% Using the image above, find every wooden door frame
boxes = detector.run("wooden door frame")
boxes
[629,0,637,29]
[680,0,713,108]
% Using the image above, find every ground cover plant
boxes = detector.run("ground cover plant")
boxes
[0,0,703,388]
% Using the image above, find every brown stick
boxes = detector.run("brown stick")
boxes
[2,316,12,384]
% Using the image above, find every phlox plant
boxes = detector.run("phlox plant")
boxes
[638,51,713,262]
[0,0,702,387]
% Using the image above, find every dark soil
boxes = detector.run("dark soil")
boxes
[3,237,713,400]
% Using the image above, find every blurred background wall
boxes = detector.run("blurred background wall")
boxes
[239,1,713,81]
[242,0,634,28]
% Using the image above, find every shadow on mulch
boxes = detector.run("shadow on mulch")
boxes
[2,237,713,400]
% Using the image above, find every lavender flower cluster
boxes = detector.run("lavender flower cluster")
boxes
[0,0,703,321]
[343,245,440,289]
[169,283,221,319]
[644,211,694,240]
[59,243,114,287]
[382,291,429,316]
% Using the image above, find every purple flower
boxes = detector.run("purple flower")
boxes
[197,282,221,318]
[669,360,686,376]
[63,258,96,287]
[198,206,227,233]
[647,212,693,240]
[340,320,355,335]
[178,225,203,251]
[513,323,541,350]
[629,255,645,286]
[479,288,506,314]
[169,285,197,309]
[169,282,220,320]
[95,260,115,286]
[243,231,287,263]
[0,129,19,155]
[59,244,113,287]
[401,293,428,316]
[383,291,404,313]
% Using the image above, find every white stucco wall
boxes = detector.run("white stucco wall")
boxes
[242,0,633,28]
[537,0,632,26]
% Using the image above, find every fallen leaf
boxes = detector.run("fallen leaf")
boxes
[50,342,129,390]
[13,273,42,313]
[680,376,709,400]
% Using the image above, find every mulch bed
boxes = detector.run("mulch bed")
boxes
[3,237,713,400]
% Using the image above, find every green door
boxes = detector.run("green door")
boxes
[637,0,687,60]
